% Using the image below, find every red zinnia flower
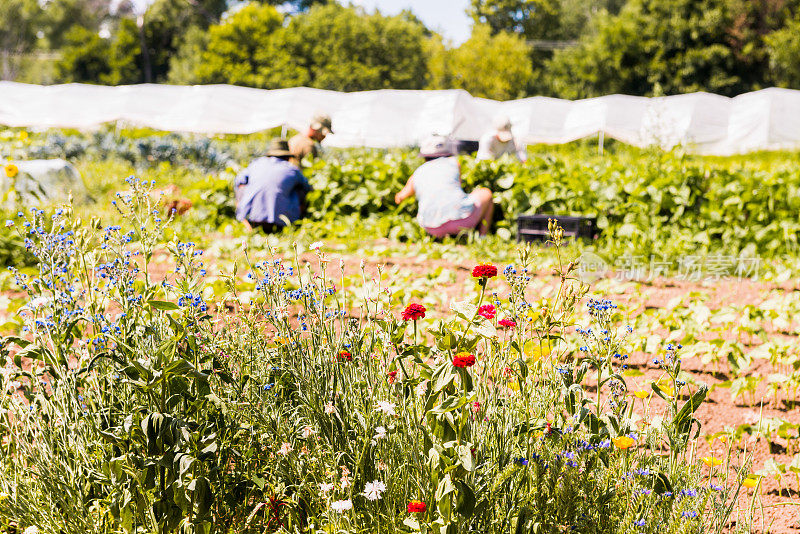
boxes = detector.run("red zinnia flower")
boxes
[402,303,426,321]
[472,263,498,279]
[478,304,496,320]
[407,500,426,513]
[337,350,352,362]
[453,352,476,368]
[498,318,517,328]
[387,370,397,384]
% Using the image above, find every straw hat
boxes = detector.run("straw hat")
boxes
[266,138,293,157]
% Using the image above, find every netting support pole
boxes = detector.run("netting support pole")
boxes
[598,131,605,155]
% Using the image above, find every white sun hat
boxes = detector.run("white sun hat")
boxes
[493,115,514,143]
[419,135,456,158]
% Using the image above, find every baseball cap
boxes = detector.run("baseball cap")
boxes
[310,113,333,135]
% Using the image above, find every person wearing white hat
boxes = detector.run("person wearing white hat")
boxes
[476,115,527,161]
[394,135,495,238]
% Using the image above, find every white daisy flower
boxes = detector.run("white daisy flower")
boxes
[362,480,386,501]
[374,401,397,417]
[331,499,352,512]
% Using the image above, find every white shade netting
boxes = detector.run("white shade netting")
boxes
[1,82,800,155]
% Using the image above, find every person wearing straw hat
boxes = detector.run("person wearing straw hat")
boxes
[476,114,527,161]
[289,113,333,166]
[395,135,495,238]
[234,138,311,232]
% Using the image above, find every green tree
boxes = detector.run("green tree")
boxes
[765,14,800,87]
[137,0,227,82]
[190,3,305,88]
[556,0,625,39]
[0,0,43,79]
[469,0,562,40]
[546,10,647,98]
[280,4,429,91]
[38,0,112,49]
[547,0,800,98]
[167,25,208,85]
[428,25,533,100]
[54,24,111,82]
[54,17,142,84]
[102,17,143,85]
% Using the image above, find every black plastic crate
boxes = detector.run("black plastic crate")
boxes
[517,214,598,242]
[455,139,479,155]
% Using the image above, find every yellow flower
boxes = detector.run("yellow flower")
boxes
[612,436,636,450]
[0,492,7,500]
[633,390,649,399]
[701,456,723,467]
[742,477,758,489]
[18,131,28,141]
[274,336,291,345]
[525,342,550,363]
[656,382,674,396]
[4,163,18,178]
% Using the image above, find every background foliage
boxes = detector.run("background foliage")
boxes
[3,0,800,98]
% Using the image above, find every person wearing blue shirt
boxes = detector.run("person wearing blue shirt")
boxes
[234,138,312,232]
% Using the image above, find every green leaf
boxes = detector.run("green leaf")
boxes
[455,480,476,517]
[450,300,477,320]
[431,393,474,415]
[432,363,456,393]
[147,300,180,311]
[3,335,31,348]
[456,444,476,472]
[674,384,708,433]
[187,476,213,516]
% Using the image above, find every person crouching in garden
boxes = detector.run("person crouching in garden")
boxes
[235,138,311,232]
[395,135,494,238]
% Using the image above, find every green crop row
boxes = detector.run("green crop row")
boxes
[5,127,800,264]
[304,148,800,261]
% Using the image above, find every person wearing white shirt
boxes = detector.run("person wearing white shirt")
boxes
[476,115,527,161]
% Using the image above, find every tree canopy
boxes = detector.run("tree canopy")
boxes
[5,0,800,98]
[428,25,533,100]
[547,0,800,98]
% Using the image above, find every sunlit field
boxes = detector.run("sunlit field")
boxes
[2,128,800,532]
